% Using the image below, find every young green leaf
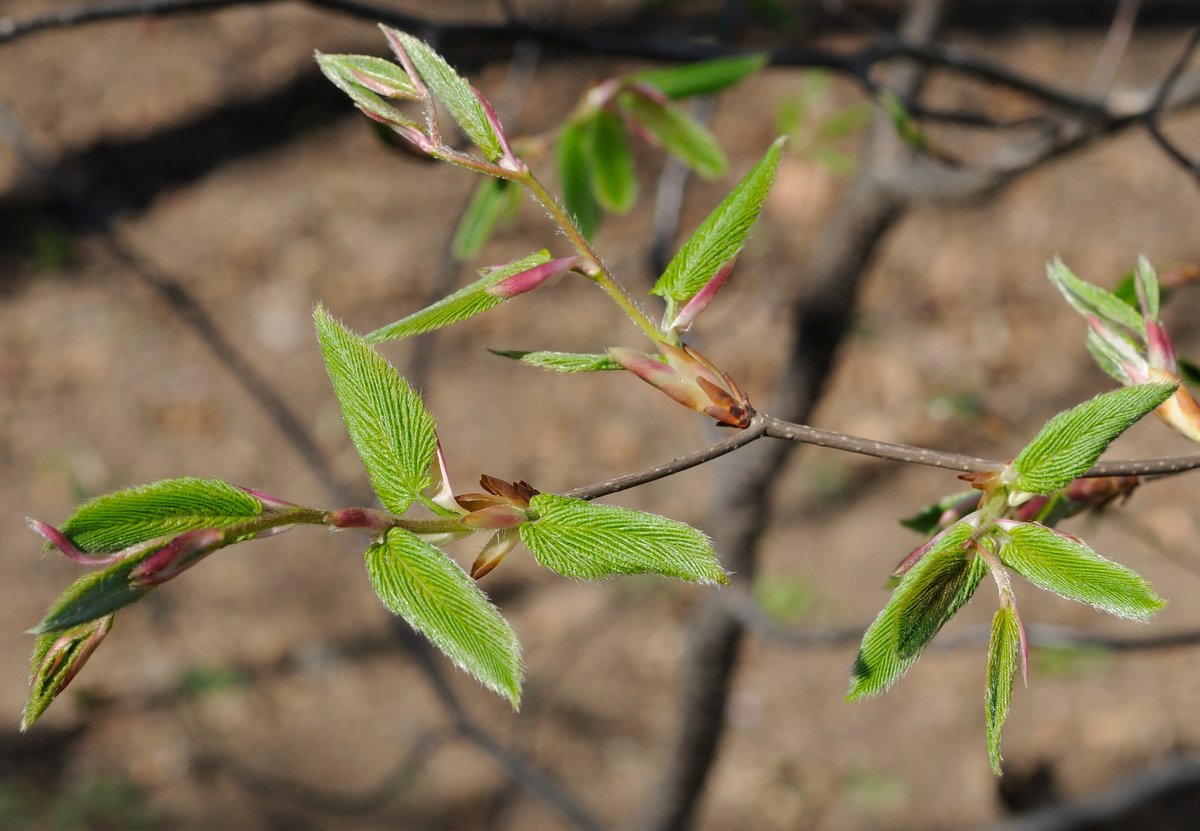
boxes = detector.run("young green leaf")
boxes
[58,478,261,554]
[315,52,421,128]
[34,556,150,634]
[651,137,784,308]
[1085,329,1135,384]
[631,53,768,100]
[385,28,504,161]
[520,493,726,584]
[847,521,984,700]
[985,605,1020,775]
[451,178,516,261]
[1010,382,1177,494]
[557,117,600,239]
[487,349,623,373]
[366,250,551,343]
[998,522,1164,620]
[23,615,113,731]
[365,528,522,706]
[619,90,727,178]
[315,306,438,513]
[1047,259,1145,335]
[899,490,978,535]
[1136,256,1160,320]
[589,110,637,214]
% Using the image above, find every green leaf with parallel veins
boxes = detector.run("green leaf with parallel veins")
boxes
[998,522,1164,620]
[386,28,503,161]
[631,53,767,100]
[315,306,438,513]
[651,137,784,306]
[557,117,600,239]
[315,52,421,128]
[366,250,551,343]
[452,178,516,261]
[59,478,261,553]
[619,90,727,178]
[847,521,985,700]
[487,349,623,373]
[986,605,1020,775]
[23,615,113,730]
[365,528,522,706]
[34,556,150,634]
[1085,329,1134,384]
[1047,259,1145,335]
[1010,382,1176,494]
[589,110,637,213]
[520,493,727,584]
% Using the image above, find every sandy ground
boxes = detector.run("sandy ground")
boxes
[1,3,1200,829]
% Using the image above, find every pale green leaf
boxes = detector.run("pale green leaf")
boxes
[1010,382,1176,494]
[619,90,727,178]
[557,118,599,239]
[387,29,503,161]
[631,53,767,100]
[34,557,149,634]
[652,137,783,307]
[366,250,550,343]
[1136,256,1160,320]
[986,606,1020,775]
[23,616,113,730]
[520,493,727,584]
[589,110,637,213]
[315,306,438,513]
[488,349,623,373]
[59,478,261,553]
[1085,329,1134,384]
[452,178,516,261]
[847,521,985,700]
[1047,259,1145,335]
[315,52,420,128]
[365,528,522,705]
[998,522,1164,620]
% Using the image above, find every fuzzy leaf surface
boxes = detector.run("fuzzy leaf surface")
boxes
[620,91,727,178]
[999,522,1164,620]
[651,137,783,305]
[316,307,437,513]
[1047,259,1145,335]
[452,178,516,261]
[557,118,600,239]
[34,557,150,634]
[520,494,726,583]
[388,29,503,161]
[1010,382,1176,494]
[59,478,261,553]
[23,616,112,730]
[589,110,637,213]
[986,605,1020,774]
[315,53,419,127]
[366,251,550,343]
[365,528,522,705]
[1085,329,1134,384]
[631,54,767,99]
[488,349,623,373]
[847,521,984,699]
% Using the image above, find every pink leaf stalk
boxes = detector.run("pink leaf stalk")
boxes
[670,259,736,333]
[27,519,126,566]
[129,528,225,588]
[473,87,525,172]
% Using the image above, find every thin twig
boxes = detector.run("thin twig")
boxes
[1142,27,1200,182]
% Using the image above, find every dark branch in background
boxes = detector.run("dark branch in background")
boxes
[1141,26,1200,182]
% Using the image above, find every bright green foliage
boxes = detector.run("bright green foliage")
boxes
[985,606,1020,774]
[520,494,727,583]
[452,178,519,261]
[998,522,1164,620]
[631,54,768,100]
[557,118,600,239]
[315,306,438,514]
[315,52,420,128]
[366,250,551,343]
[651,137,784,309]
[23,616,113,730]
[488,349,623,373]
[386,28,504,161]
[620,90,727,178]
[847,521,984,699]
[34,557,149,634]
[59,478,261,553]
[589,111,638,213]
[365,528,522,706]
[1010,382,1176,494]
[1047,259,1145,336]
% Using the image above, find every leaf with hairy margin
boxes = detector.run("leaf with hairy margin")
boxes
[1047,259,1145,335]
[488,349,623,373]
[986,605,1020,774]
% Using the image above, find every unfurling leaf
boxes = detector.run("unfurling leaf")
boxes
[1047,259,1145,336]
[315,306,438,513]
[631,54,767,100]
[998,522,1164,620]
[619,89,727,178]
[1009,382,1176,494]
[589,110,637,213]
[34,556,151,634]
[557,118,600,239]
[847,521,985,700]
[652,137,784,310]
[520,494,726,584]
[315,52,421,128]
[985,605,1020,774]
[55,478,261,554]
[367,250,552,343]
[487,349,624,373]
[23,615,113,730]
[365,528,522,706]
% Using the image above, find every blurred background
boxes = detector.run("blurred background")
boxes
[2,1,1200,828]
